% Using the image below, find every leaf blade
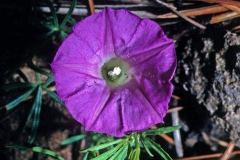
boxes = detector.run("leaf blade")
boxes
[44,71,53,86]
[61,134,86,145]
[144,137,172,160]
[45,0,59,26]
[2,82,35,91]
[27,60,52,78]
[142,126,181,136]
[44,87,65,106]
[109,143,128,160]
[60,0,77,28]
[32,147,64,160]
[27,87,42,144]
[91,140,126,160]
[81,138,123,152]
[140,137,154,157]
[6,87,36,110]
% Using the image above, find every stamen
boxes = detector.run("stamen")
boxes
[108,67,121,76]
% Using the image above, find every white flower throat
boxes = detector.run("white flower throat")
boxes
[101,57,131,87]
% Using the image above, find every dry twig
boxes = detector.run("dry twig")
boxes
[167,106,184,113]
[171,94,181,100]
[88,0,95,14]
[211,11,240,24]
[183,0,240,7]
[156,0,206,29]
[175,150,240,160]
[208,135,228,147]
[222,4,240,14]
[158,5,229,18]
[220,142,235,160]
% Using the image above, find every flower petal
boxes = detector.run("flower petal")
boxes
[111,16,176,81]
[73,8,117,60]
[51,34,104,100]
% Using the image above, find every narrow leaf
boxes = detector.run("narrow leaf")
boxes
[27,61,52,78]
[62,134,86,145]
[2,82,34,91]
[81,138,123,152]
[127,140,134,159]
[116,144,128,160]
[44,71,53,86]
[17,69,29,82]
[140,137,154,157]
[28,87,42,144]
[35,72,40,83]
[44,87,65,106]
[129,149,136,160]
[6,145,30,150]
[6,87,36,110]
[83,152,89,160]
[32,147,64,160]
[91,140,126,160]
[60,0,77,28]
[144,137,172,160]
[68,17,76,25]
[22,96,38,132]
[133,147,140,160]
[45,0,59,26]
[109,143,128,160]
[142,126,181,136]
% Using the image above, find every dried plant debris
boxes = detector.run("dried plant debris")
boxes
[175,31,240,147]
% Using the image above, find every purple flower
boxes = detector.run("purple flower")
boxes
[51,8,176,137]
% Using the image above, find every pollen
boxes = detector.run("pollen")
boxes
[108,67,121,76]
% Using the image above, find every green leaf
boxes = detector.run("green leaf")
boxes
[133,147,140,160]
[81,138,123,152]
[60,0,77,28]
[45,29,55,38]
[68,17,76,25]
[87,152,97,160]
[127,141,133,159]
[28,87,42,144]
[128,148,135,160]
[17,69,29,82]
[22,96,39,132]
[32,147,64,160]
[35,72,41,83]
[83,152,89,160]
[6,145,64,160]
[2,82,35,91]
[116,144,128,160]
[61,134,86,145]
[140,137,154,157]
[91,140,126,160]
[41,22,54,30]
[44,71,53,86]
[6,145,30,150]
[142,126,181,136]
[6,87,36,110]
[43,87,65,106]
[27,60,52,78]
[109,143,128,160]
[144,137,172,160]
[45,0,59,26]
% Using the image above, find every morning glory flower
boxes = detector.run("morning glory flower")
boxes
[51,8,176,137]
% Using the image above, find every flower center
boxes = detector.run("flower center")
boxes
[108,67,121,76]
[101,58,131,87]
